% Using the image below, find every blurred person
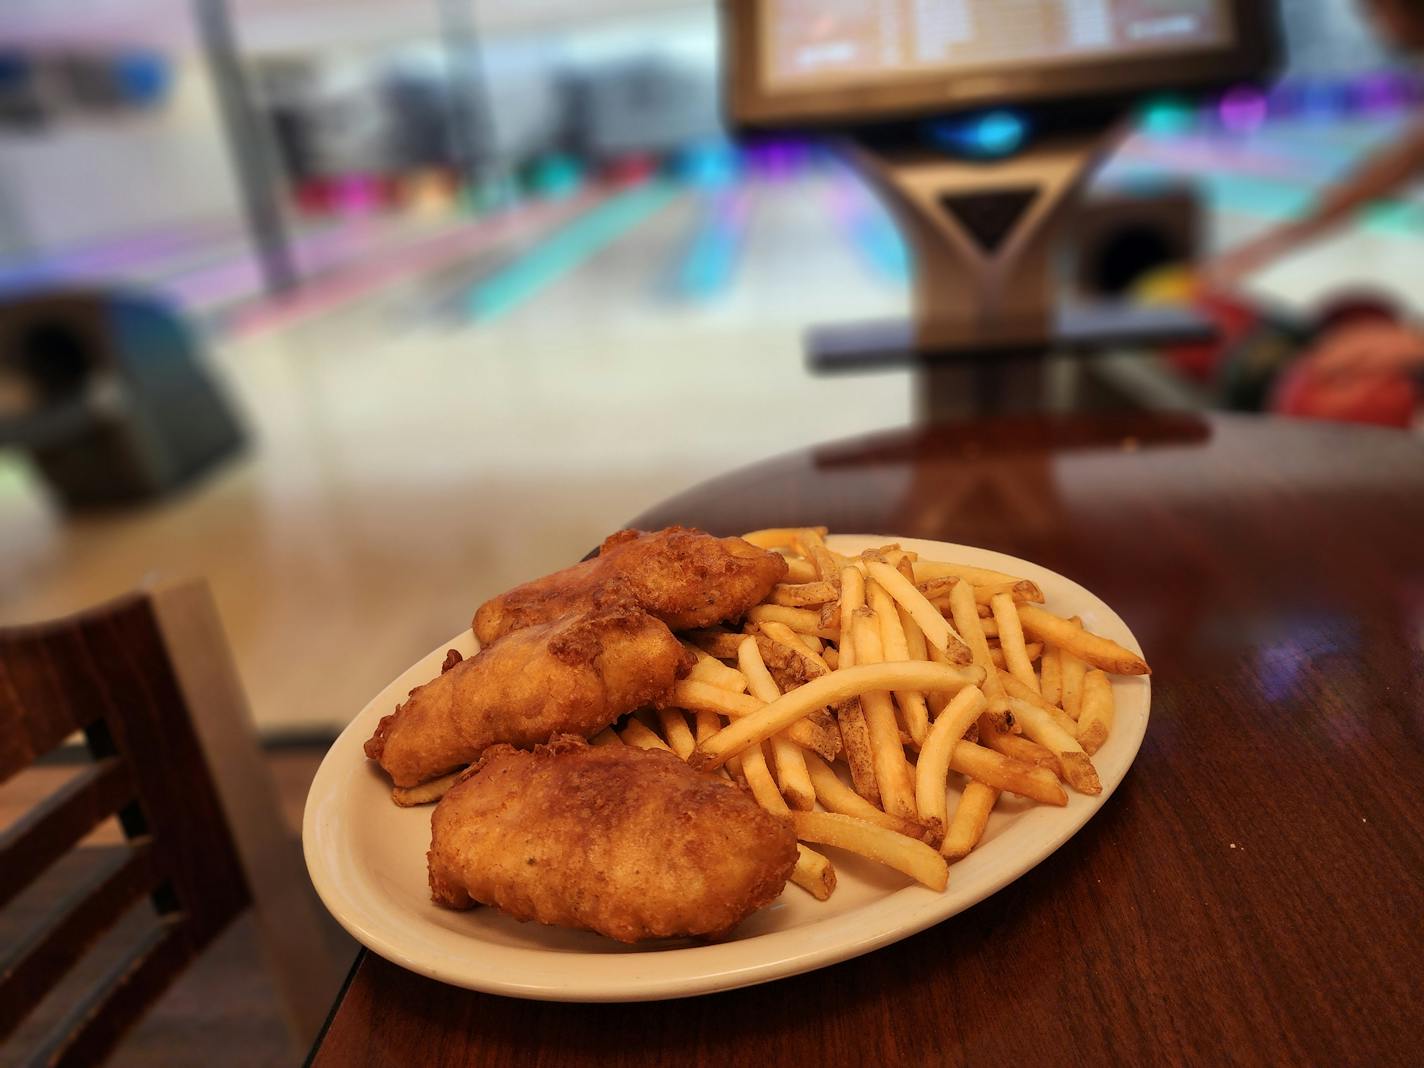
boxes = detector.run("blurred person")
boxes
[1209,0,1424,387]
[1213,0,1424,285]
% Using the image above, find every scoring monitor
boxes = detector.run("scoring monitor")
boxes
[726,1,1278,129]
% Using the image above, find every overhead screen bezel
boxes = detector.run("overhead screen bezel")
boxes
[725,0,1280,131]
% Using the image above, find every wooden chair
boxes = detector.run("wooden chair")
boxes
[0,581,349,1065]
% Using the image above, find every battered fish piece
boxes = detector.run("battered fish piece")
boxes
[365,605,689,788]
[428,736,798,942]
[473,526,788,645]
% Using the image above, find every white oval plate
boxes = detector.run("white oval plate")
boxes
[303,535,1150,1002]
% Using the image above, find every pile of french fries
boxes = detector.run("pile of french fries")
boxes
[598,527,1151,900]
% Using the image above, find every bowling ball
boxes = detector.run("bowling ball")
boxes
[1272,362,1418,429]
[1132,264,1196,305]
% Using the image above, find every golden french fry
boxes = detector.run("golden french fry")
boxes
[780,555,819,583]
[924,576,1042,607]
[1006,697,1102,795]
[999,671,1079,739]
[822,646,839,670]
[770,581,839,607]
[791,811,948,891]
[754,624,832,691]
[896,603,935,731]
[979,721,1059,770]
[1016,605,1150,676]
[683,627,744,660]
[865,561,971,664]
[795,633,824,655]
[802,753,928,839]
[672,679,761,718]
[793,528,842,587]
[866,579,909,659]
[619,718,672,752]
[768,746,814,808]
[972,581,1042,606]
[692,709,721,745]
[740,740,791,816]
[895,555,921,591]
[914,560,1027,588]
[685,650,750,693]
[1060,645,1087,720]
[656,708,696,759]
[1039,646,1063,706]
[836,698,880,807]
[991,594,1039,694]
[837,565,865,670]
[1077,669,1115,755]
[669,680,838,761]
[791,844,836,900]
[988,643,1043,670]
[948,578,1011,729]
[688,660,982,771]
[746,605,839,641]
[858,544,910,569]
[589,728,622,748]
[741,526,827,550]
[739,637,816,810]
[941,781,1000,861]
[786,716,841,764]
[948,742,1067,806]
[391,767,465,806]
[851,610,919,820]
[866,579,931,747]
[893,557,940,739]
[914,685,988,844]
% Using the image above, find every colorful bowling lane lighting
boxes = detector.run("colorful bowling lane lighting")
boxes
[744,138,808,180]
[332,174,383,217]
[527,153,584,200]
[1138,94,1197,139]
[674,141,740,189]
[1218,85,1268,134]
[113,50,172,107]
[1299,78,1349,123]
[1351,72,1409,115]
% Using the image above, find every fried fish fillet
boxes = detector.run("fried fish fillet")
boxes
[472,526,788,645]
[365,605,689,788]
[428,736,798,942]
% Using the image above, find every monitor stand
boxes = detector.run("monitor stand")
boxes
[809,122,1214,421]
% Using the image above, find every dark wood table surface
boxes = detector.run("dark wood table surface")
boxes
[311,412,1424,1068]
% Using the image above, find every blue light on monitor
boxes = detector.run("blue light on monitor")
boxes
[927,111,1029,159]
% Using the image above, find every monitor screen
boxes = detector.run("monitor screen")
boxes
[765,1,1231,91]
[726,0,1276,129]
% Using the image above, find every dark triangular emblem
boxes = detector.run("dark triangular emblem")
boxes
[939,189,1038,254]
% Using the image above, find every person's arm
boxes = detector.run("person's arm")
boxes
[1209,120,1424,284]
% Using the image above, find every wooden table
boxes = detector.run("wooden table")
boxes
[310,412,1424,1067]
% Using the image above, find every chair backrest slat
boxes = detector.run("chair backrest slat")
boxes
[0,839,162,1043]
[0,756,136,912]
[0,588,255,1063]
[1,582,347,1060]
[33,921,192,1068]
[0,633,92,783]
